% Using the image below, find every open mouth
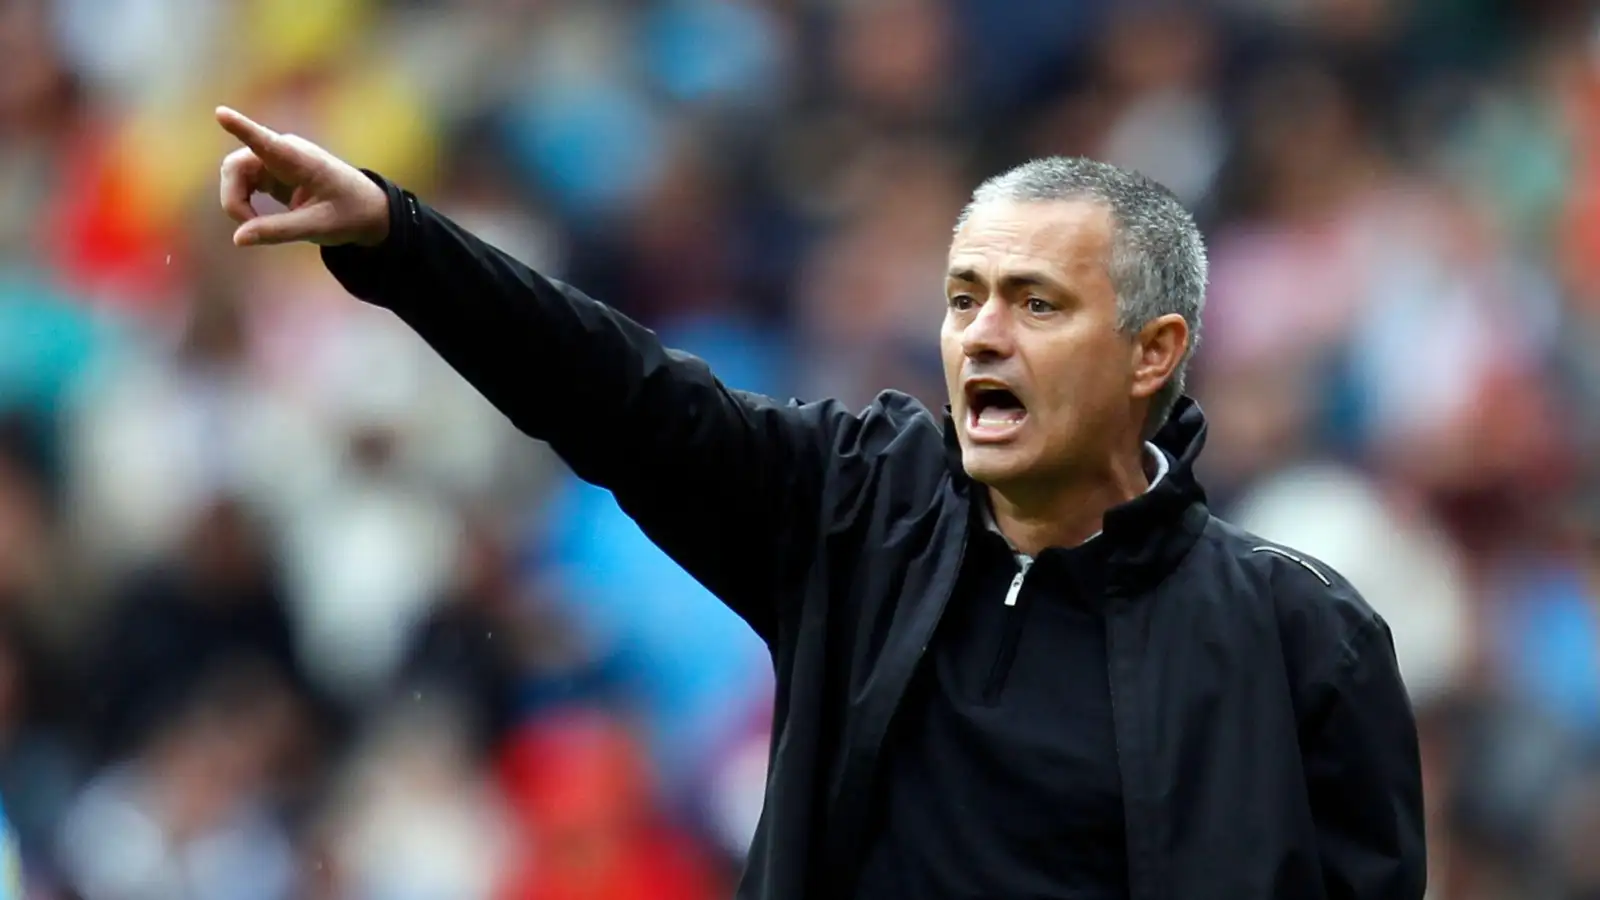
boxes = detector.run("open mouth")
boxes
[967,385,1028,439]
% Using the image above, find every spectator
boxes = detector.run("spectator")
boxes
[86,495,313,763]
[57,666,301,900]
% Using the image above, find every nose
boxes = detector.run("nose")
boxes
[960,297,1013,361]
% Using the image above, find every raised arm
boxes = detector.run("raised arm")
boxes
[215,106,860,642]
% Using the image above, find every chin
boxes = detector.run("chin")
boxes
[960,443,1037,487]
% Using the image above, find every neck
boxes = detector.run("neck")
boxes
[988,444,1151,557]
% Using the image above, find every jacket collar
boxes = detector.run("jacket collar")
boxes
[942,396,1211,595]
[978,442,1169,558]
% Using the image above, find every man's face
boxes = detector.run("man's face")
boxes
[942,199,1142,490]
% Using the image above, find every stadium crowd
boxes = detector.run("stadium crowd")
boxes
[0,0,1597,897]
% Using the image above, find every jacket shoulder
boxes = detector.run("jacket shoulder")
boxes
[1204,517,1390,685]
[794,389,944,476]
[798,389,950,526]
[817,389,942,454]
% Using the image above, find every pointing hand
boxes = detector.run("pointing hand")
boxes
[216,106,390,248]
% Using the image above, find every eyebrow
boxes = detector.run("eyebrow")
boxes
[946,267,1062,292]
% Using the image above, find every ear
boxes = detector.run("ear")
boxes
[1128,314,1189,401]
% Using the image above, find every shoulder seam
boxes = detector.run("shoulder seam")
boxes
[1251,545,1331,586]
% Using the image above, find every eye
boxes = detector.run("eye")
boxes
[949,294,976,311]
[1026,297,1055,314]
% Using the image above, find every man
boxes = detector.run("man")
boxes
[215,106,1426,899]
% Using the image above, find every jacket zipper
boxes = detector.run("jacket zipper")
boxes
[983,557,1033,703]
[1003,557,1032,605]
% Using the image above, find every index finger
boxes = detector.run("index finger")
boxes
[215,106,281,156]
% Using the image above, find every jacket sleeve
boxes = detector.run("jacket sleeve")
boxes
[320,172,853,644]
[1302,615,1429,900]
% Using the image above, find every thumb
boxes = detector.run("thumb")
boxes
[233,203,338,247]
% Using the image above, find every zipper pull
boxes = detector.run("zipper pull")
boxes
[1003,559,1031,606]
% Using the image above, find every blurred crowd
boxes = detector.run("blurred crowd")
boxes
[0,0,1597,897]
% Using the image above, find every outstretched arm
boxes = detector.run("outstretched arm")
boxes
[327,176,854,640]
[216,107,859,642]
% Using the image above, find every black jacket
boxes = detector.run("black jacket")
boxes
[322,174,1427,900]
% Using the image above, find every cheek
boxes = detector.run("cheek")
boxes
[939,315,964,349]
[1030,337,1127,415]
[939,331,965,386]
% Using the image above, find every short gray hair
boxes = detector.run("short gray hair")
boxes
[956,157,1207,438]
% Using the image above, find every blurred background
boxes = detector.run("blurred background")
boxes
[0,0,1596,896]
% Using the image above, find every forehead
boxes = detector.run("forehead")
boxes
[948,198,1113,279]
